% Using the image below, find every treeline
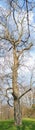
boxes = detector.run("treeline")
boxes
[0,104,35,120]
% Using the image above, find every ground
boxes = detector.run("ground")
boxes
[0,118,35,130]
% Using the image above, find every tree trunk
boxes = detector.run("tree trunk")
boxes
[14,99,21,125]
[12,45,21,125]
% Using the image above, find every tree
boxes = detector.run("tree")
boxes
[0,0,35,125]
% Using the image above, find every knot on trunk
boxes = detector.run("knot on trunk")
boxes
[12,92,18,100]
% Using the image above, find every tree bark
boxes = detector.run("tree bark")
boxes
[12,44,21,125]
[14,99,21,125]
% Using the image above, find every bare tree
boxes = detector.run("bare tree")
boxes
[0,0,35,125]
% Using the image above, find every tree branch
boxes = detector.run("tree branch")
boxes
[19,88,31,99]
[18,42,33,58]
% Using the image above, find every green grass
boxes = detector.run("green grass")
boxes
[22,118,35,130]
[0,118,35,130]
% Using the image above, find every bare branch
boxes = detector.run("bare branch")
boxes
[18,42,33,58]
[19,88,31,99]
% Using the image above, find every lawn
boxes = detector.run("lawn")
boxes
[0,118,35,130]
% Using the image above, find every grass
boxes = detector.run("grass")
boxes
[22,118,35,130]
[0,118,35,130]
